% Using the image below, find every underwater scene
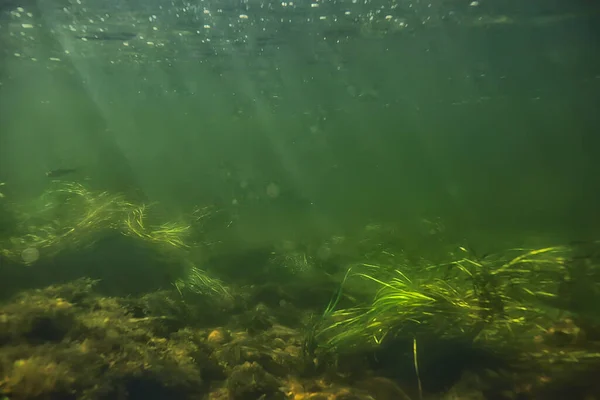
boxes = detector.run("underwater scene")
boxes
[1,0,600,399]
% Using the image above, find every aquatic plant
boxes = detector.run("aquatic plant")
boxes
[0,181,227,304]
[312,243,600,359]
[0,181,202,263]
[173,262,233,304]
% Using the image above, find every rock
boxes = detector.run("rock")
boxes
[227,361,285,400]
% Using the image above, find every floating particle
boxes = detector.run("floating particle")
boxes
[266,182,280,198]
[21,247,39,264]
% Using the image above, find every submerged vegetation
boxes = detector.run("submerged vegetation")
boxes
[1,182,600,399]
[312,245,590,353]
[311,245,600,366]
[2,181,193,259]
[0,181,229,302]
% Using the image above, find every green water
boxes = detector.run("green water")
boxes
[1,3,600,399]
[1,0,599,250]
